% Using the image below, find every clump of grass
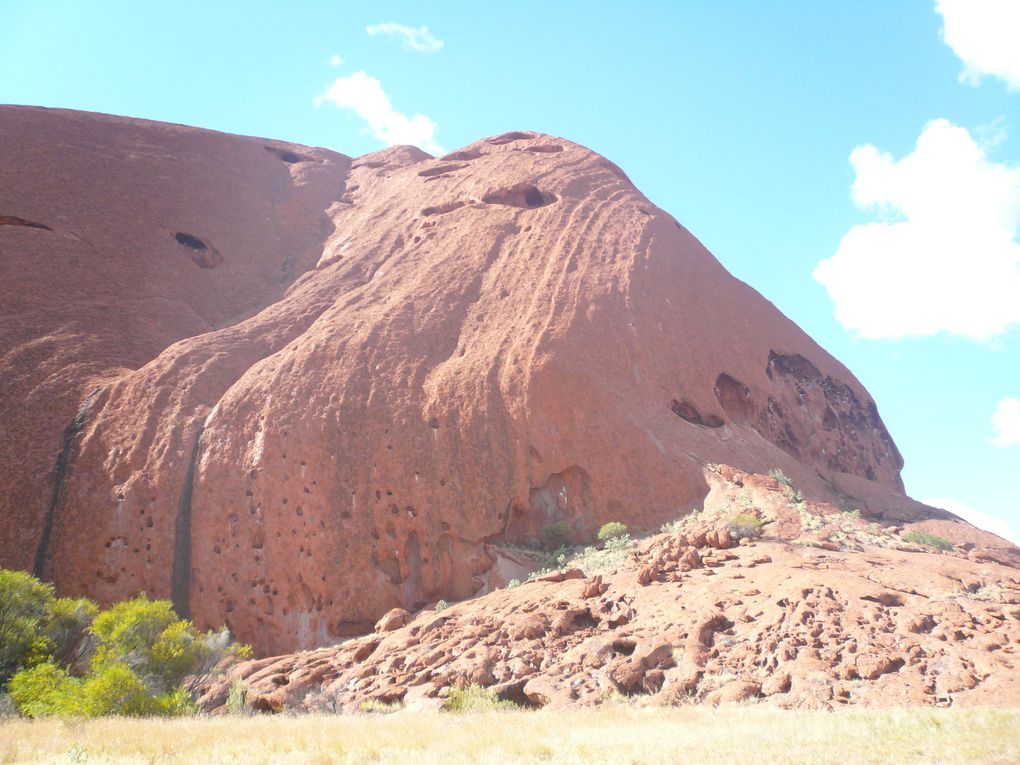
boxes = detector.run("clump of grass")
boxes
[903,531,954,551]
[728,513,763,540]
[505,578,521,589]
[442,684,519,713]
[768,469,793,488]
[359,698,404,714]
[224,678,249,715]
[434,599,450,612]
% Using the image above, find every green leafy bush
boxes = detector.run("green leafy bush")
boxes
[0,569,56,686]
[8,663,85,717]
[3,568,249,718]
[442,684,519,712]
[597,522,628,542]
[903,531,954,551]
[434,599,450,612]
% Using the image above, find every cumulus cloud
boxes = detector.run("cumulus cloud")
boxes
[936,0,1020,90]
[814,119,1020,341]
[992,397,1020,446]
[924,495,1017,543]
[314,71,443,155]
[366,23,444,53]
[329,54,344,68]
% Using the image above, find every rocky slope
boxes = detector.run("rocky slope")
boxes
[197,467,1020,711]
[1,107,1015,656]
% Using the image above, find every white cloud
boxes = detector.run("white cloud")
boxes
[924,495,1017,543]
[366,23,444,53]
[314,71,443,155]
[814,119,1020,341]
[936,0,1020,90]
[992,397,1020,446]
[329,54,344,68]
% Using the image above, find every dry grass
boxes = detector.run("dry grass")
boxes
[1,707,1019,764]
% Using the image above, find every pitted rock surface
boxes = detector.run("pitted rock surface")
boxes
[195,470,1020,710]
[1,107,1016,653]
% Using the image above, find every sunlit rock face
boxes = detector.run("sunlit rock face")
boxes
[2,107,951,655]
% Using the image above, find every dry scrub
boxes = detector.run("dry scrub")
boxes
[1,707,1019,764]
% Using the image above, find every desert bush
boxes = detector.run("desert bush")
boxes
[597,522,628,542]
[728,513,764,540]
[434,599,450,612]
[903,531,954,551]
[442,684,519,713]
[767,469,793,487]
[4,572,248,718]
[0,569,57,687]
[7,663,86,717]
[43,597,98,674]
[505,578,522,589]
[542,521,571,548]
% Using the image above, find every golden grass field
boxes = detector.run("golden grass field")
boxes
[1,706,1019,764]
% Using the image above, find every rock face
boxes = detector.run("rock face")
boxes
[195,468,1020,711]
[1,107,1015,655]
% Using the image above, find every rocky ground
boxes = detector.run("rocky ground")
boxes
[197,466,1020,712]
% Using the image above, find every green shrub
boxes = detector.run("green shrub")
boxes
[80,662,154,716]
[434,599,450,612]
[728,513,764,540]
[542,521,571,548]
[8,662,85,717]
[903,531,954,551]
[597,522,628,542]
[505,578,522,589]
[0,569,56,686]
[3,570,248,718]
[43,597,98,673]
[442,684,519,713]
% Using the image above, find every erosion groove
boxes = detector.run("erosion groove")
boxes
[32,387,102,579]
[171,423,205,619]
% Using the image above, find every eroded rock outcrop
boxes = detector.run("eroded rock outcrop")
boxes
[1,107,1013,654]
[195,469,1020,711]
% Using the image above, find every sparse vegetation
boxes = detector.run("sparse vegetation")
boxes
[768,469,793,487]
[224,678,249,716]
[597,521,628,542]
[441,684,519,713]
[660,509,703,534]
[728,513,764,540]
[505,578,521,589]
[903,531,954,551]
[567,534,633,573]
[434,599,450,612]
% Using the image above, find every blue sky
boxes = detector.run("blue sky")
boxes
[2,1,1018,540]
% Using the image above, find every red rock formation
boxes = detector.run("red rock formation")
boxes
[195,468,1020,711]
[1,107,1014,655]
